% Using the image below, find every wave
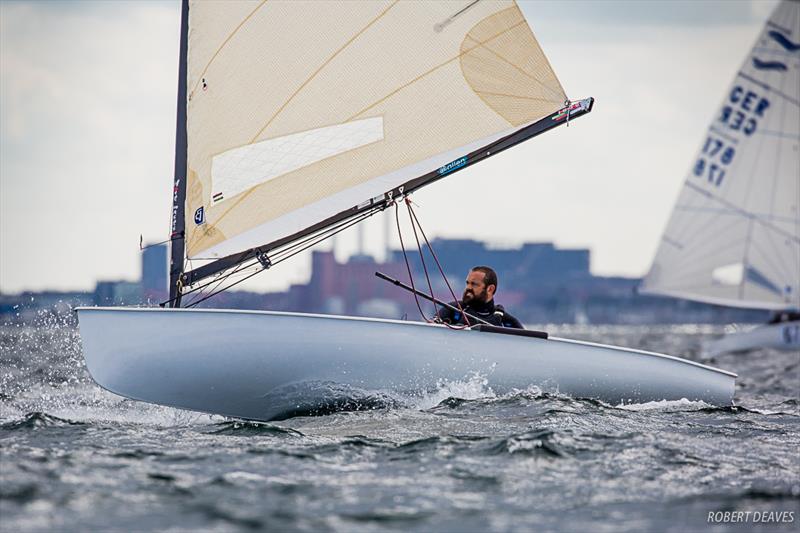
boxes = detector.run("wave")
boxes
[0,411,85,431]
[209,420,304,437]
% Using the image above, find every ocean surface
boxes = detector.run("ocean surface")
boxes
[1,314,798,532]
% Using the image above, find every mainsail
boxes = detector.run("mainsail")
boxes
[169,0,592,305]
[640,0,800,311]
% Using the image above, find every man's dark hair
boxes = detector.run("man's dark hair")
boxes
[471,266,498,291]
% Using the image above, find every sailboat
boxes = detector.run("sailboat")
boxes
[77,0,736,421]
[640,0,800,357]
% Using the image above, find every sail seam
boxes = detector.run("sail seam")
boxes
[684,181,799,244]
[474,90,556,102]
[737,71,800,107]
[347,19,529,121]
[462,31,563,104]
[189,0,268,98]
[204,0,400,234]
[250,1,399,144]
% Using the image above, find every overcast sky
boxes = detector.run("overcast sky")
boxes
[0,0,779,294]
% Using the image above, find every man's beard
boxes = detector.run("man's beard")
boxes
[463,287,487,304]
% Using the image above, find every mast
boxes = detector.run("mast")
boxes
[183,98,593,287]
[168,0,190,308]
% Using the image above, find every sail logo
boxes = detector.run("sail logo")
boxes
[438,157,467,175]
[194,206,205,225]
[552,101,584,122]
[768,30,800,52]
[752,58,787,71]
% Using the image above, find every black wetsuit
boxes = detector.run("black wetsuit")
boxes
[436,299,524,329]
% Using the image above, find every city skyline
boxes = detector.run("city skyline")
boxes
[0,0,778,293]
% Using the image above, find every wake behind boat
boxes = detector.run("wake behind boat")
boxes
[77,307,735,421]
[77,0,737,419]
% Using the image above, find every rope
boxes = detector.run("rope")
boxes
[405,199,470,327]
[177,205,384,308]
[391,196,470,329]
[394,201,433,322]
[404,199,439,318]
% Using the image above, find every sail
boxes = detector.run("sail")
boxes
[182,0,567,261]
[640,0,800,311]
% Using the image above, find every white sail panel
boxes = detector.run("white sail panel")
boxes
[184,0,566,258]
[641,0,800,311]
[210,118,384,206]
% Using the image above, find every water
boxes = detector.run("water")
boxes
[1,317,798,532]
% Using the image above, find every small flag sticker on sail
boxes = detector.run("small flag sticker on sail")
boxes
[212,192,224,204]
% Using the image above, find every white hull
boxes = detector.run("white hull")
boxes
[76,308,736,421]
[704,321,800,357]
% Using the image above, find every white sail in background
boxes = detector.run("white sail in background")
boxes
[183,0,567,260]
[641,0,800,311]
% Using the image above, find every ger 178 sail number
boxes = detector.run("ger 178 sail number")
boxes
[694,137,735,186]
[693,85,770,188]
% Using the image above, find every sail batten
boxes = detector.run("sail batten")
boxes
[640,1,800,312]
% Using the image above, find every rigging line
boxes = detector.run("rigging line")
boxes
[405,199,439,318]
[395,202,433,323]
[190,0,268,98]
[347,18,529,121]
[182,204,382,297]
[160,254,259,307]
[405,199,469,323]
[180,258,254,308]
[185,262,271,309]
[269,209,379,266]
[185,206,383,308]
[268,206,383,263]
[183,259,252,308]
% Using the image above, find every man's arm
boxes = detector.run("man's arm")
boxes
[494,305,524,329]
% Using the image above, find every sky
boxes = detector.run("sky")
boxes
[0,0,781,294]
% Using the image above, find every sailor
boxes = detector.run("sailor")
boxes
[436,266,523,329]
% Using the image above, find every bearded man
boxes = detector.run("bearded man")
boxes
[436,266,523,329]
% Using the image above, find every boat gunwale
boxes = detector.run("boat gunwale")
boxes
[75,306,738,378]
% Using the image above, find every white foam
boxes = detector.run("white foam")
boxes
[614,398,712,412]
[413,371,496,410]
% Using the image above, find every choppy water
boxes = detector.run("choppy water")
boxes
[1,316,798,532]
